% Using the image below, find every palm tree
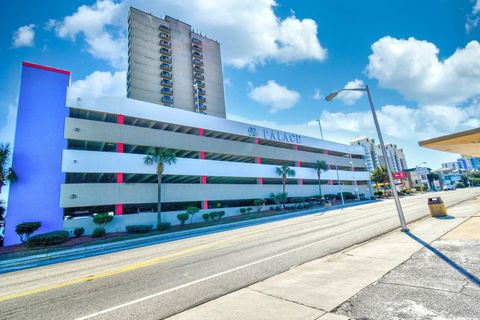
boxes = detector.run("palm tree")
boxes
[275,165,296,194]
[0,143,17,195]
[371,166,388,197]
[144,147,177,224]
[313,160,328,199]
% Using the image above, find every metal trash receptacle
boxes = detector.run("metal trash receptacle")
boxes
[428,197,447,217]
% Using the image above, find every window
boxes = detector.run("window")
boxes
[161,87,172,94]
[160,55,171,62]
[161,79,173,86]
[192,37,202,44]
[161,71,172,78]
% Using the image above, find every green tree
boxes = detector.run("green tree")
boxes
[144,147,177,224]
[0,143,17,195]
[313,160,328,199]
[270,192,288,209]
[371,166,388,196]
[275,165,296,194]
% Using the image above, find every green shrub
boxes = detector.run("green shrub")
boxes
[374,191,383,197]
[269,206,274,211]
[246,207,252,213]
[240,208,247,214]
[186,206,200,224]
[202,213,210,222]
[456,182,466,189]
[209,211,218,220]
[253,199,265,212]
[126,225,152,234]
[177,213,189,226]
[157,222,171,231]
[15,222,41,243]
[323,194,336,201]
[336,192,354,200]
[93,213,113,228]
[92,227,106,238]
[217,211,225,220]
[74,227,85,238]
[27,230,69,247]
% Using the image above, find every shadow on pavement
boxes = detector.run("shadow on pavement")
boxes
[433,215,456,220]
[405,231,480,287]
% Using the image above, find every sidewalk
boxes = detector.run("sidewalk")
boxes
[167,196,480,320]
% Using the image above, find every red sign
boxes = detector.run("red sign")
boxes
[393,171,407,179]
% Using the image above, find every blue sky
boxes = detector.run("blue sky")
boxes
[1,0,480,172]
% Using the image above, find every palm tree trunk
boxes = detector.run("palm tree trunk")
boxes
[157,173,162,224]
[317,173,322,198]
[282,176,286,193]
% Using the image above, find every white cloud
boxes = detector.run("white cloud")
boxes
[312,89,322,101]
[130,0,327,68]
[0,104,18,145]
[71,70,126,96]
[320,103,479,140]
[336,79,364,105]
[12,24,35,48]
[52,0,127,69]
[248,80,300,113]
[366,37,480,105]
[466,0,480,33]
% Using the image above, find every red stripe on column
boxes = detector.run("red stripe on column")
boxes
[255,138,263,184]
[199,128,208,208]
[116,114,125,215]
[200,151,205,160]
[295,145,303,185]
[199,128,204,136]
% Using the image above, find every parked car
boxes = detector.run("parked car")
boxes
[443,185,456,191]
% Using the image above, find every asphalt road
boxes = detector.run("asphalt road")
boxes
[1,189,479,320]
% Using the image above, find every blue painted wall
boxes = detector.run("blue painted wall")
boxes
[4,63,70,246]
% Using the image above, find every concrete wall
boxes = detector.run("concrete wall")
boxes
[4,63,70,246]
[65,118,366,168]
[60,183,371,208]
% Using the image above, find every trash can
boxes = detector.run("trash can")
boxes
[428,197,447,217]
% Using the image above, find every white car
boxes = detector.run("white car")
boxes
[443,185,456,191]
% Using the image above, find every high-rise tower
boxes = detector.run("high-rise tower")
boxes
[127,7,226,118]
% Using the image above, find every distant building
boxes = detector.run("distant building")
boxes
[404,167,430,190]
[461,156,480,171]
[127,7,227,118]
[350,137,407,173]
[441,161,460,171]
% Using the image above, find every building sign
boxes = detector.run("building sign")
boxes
[248,126,302,144]
[393,171,407,179]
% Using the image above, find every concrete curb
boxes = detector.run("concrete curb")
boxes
[0,200,376,273]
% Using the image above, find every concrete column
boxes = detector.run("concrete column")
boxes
[255,138,263,184]
[199,128,208,209]
[115,114,124,215]
[295,145,303,185]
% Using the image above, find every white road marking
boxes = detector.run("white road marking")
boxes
[75,237,325,319]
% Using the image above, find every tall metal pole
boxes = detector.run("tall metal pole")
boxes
[316,119,324,140]
[365,86,409,232]
[335,163,345,207]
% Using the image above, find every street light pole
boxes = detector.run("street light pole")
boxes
[334,163,345,207]
[325,85,409,232]
[316,119,324,140]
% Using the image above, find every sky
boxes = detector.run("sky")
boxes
[1,0,480,174]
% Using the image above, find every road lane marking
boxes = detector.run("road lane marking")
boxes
[0,222,287,303]
[75,234,334,320]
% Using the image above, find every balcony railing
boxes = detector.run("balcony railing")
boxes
[195,80,205,88]
[161,71,173,78]
[196,103,207,110]
[160,55,172,63]
[194,66,204,73]
[161,87,173,95]
[160,63,172,71]
[160,47,171,55]
[162,96,173,104]
[192,37,202,45]
[194,73,204,80]
[159,40,171,48]
[195,88,206,95]
[192,52,203,58]
[161,79,173,87]
[192,58,203,66]
[159,32,171,40]
[192,44,202,52]
[196,96,206,103]
[159,25,171,32]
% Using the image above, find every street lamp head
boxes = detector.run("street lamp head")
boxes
[325,91,339,101]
